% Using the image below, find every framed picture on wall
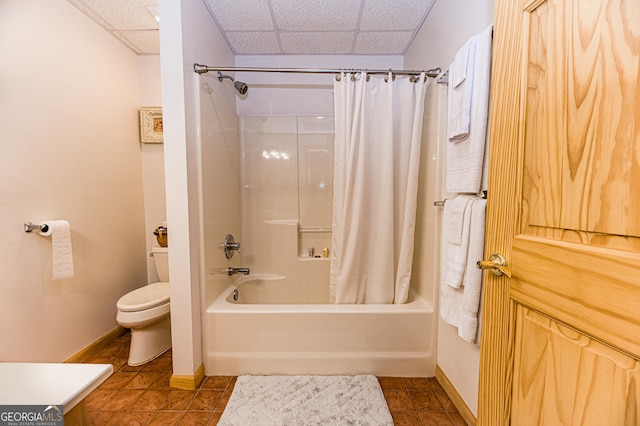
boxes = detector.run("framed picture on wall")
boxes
[139,107,163,143]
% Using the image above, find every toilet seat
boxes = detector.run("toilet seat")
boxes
[117,282,170,312]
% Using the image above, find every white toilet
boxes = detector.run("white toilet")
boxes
[116,246,171,366]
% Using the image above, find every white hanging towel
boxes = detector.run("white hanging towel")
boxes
[445,25,493,194]
[443,195,475,289]
[440,197,486,343]
[459,198,486,342]
[447,37,476,142]
[39,220,74,280]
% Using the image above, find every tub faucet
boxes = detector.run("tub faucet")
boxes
[225,267,250,276]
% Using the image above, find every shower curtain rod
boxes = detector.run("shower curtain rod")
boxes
[193,63,442,78]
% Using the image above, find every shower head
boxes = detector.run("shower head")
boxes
[234,80,248,95]
[217,71,248,95]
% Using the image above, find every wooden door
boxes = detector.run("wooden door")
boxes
[479,0,640,424]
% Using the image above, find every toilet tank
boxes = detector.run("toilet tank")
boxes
[152,246,169,282]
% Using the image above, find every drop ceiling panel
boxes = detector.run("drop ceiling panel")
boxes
[359,0,431,31]
[204,0,274,31]
[205,0,436,55]
[67,0,436,56]
[354,31,415,55]
[270,0,361,31]
[225,32,281,55]
[118,30,160,55]
[280,32,354,55]
[68,0,158,30]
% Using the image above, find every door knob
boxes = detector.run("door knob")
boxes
[477,253,512,278]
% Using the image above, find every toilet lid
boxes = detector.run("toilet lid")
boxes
[117,282,170,312]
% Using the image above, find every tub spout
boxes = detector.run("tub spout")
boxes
[225,267,250,276]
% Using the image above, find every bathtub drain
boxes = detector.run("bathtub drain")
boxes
[233,289,239,301]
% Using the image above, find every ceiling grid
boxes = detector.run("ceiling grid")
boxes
[67,0,436,56]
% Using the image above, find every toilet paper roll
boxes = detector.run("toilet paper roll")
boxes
[38,221,53,236]
[39,220,74,280]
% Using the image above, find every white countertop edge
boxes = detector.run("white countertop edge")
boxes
[63,363,113,412]
[0,363,113,410]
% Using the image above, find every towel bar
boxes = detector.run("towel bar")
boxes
[435,192,487,207]
[437,70,449,85]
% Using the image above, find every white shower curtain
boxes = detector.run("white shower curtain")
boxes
[330,72,429,304]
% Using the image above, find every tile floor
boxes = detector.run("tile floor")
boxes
[84,332,466,425]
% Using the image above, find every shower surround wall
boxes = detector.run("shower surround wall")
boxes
[232,56,441,298]
[234,54,441,305]
[197,70,244,377]
[199,72,241,308]
[240,116,333,289]
[234,55,405,294]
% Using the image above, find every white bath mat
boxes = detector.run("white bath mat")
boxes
[218,375,393,426]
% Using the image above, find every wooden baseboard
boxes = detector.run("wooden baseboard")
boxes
[436,365,477,426]
[170,364,205,390]
[64,327,128,363]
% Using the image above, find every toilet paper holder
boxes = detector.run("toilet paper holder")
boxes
[24,222,49,233]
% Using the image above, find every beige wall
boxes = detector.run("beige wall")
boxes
[0,0,147,361]
[405,0,494,70]
[405,0,495,417]
[137,55,166,282]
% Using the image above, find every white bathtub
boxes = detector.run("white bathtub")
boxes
[204,277,435,377]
